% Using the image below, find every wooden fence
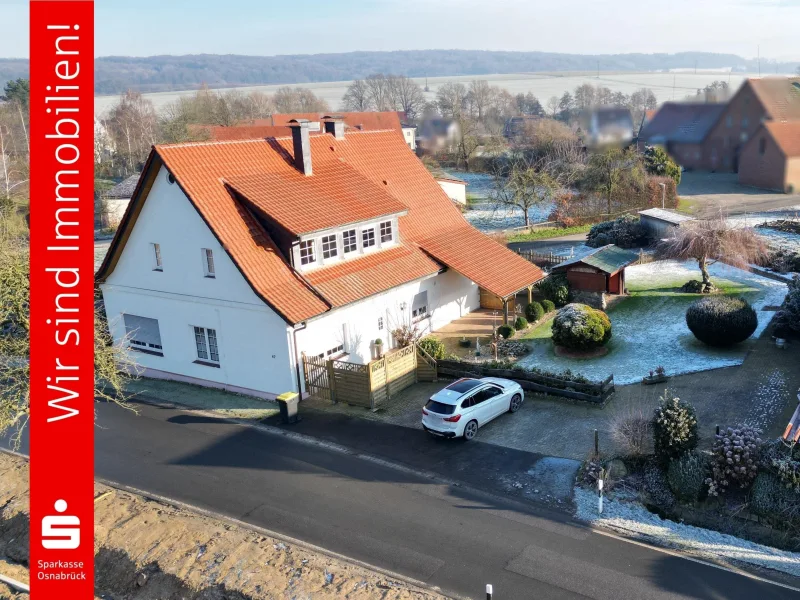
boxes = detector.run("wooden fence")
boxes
[514,249,565,269]
[436,359,614,404]
[303,344,435,410]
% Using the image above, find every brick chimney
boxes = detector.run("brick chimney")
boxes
[288,119,312,176]
[322,115,345,140]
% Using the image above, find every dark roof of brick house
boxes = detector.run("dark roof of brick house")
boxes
[639,103,727,144]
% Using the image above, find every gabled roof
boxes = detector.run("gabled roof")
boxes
[762,120,800,157]
[104,174,140,199]
[748,77,800,122]
[97,130,544,324]
[639,103,727,144]
[638,208,695,225]
[190,124,293,141]
[552,245,638,275]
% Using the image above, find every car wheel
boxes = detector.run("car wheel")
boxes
[463,420,479,441]
[509,393,523,413]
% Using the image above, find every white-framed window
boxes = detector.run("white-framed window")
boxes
[194,326,219,363]
[299,239,316,265]
[362,228,376,249]
[378,316,384,331]
[411,291,428,321]
[123,314,163,356]
[151,243,162,271]
[343,229,357,254]
[202,248,215,277]
[322,234,338,259]
[380,221,393,243]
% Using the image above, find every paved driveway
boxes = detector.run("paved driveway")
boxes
[678,172,800,217]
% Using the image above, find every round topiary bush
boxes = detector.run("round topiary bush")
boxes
[524,302,544,323]
[417,336,446,360]
[551,303,612,351]
[667,452,708,502]
[541,299,555,313]
[513,316,528,331]
[706,425,761,496]
[685,296,758,347]
[652,390,698,465]
[497,324,515,339]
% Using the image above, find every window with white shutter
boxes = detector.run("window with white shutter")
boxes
[123,314,163,356]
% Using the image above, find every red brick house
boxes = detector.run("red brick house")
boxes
[702,77,800,173]
[739,121,800,193]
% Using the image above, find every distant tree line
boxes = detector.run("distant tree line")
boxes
[2,50,797,95]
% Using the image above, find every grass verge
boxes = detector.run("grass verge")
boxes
[507,224,591,242]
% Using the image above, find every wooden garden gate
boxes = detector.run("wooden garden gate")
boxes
[302,353,333,403]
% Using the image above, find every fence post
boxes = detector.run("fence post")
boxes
[486,584,493,600]
[594,429,599,455]
[327,359,336,404]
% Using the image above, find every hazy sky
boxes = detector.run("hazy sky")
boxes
[1,0,799,61]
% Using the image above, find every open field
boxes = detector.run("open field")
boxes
[95,70,760,115]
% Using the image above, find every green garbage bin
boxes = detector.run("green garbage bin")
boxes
[276,392,300,424]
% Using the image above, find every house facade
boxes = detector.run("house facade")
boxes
[97,118,543,400]
[738,121,800,193]
[638,103,726,170]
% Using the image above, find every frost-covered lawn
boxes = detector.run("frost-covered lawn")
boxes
[516,261,787,384]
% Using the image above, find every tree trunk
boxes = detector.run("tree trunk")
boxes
[699,256,711,286]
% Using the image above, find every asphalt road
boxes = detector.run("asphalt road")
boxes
[8,401,800,599]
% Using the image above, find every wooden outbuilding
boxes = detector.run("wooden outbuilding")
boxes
[550,245,639,295]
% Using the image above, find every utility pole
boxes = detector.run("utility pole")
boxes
[758,45,761,77]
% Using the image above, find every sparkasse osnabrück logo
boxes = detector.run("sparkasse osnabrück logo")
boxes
[41,499,80,549]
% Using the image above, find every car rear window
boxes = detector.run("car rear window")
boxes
[446,379,482,393]
[425,399,456,415]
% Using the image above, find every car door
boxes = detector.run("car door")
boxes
[482,384,507,420]
[469,387,494,425]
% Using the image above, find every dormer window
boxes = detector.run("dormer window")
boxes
[322,234,338,259]
[380,221,393,243]
[343,229,357,254]
[362,228,376,249]
[300,239,316,265]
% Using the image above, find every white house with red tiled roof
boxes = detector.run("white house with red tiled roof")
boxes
[97,118,544,399]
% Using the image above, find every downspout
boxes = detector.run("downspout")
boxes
[292,322,307,398]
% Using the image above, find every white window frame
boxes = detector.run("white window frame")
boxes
[151,243,162,271]
[377,316,384,331]
[202,248,215,278]
[379,221,393,244]
[321,234,338,260]
[362,227,376,249]
[342,229,357,254]
[123,314,163,356]
[193,326,220,364]
[299,239,316,265]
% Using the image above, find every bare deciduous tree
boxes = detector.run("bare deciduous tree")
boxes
[546,96,559,118]
[490,157,561,227]
[436,82,468,118]
[386,75,425,119]
[364,74,392,111]
[466,80,497,121]
[273,86,329,113]
[658,216,768,292]
[104,90,158,176]
[341,78,371,111]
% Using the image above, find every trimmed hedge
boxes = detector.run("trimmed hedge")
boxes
[513,316,528,331]
[685,296,758,347]
[537,273,570,307]
[525,301,544,323]
[551,303,612,351]
[667,452,708,502]
[541,299,555,313]
[586,214,648,249]
[497,324,515,339]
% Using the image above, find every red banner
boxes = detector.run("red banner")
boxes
[29,1,95,597]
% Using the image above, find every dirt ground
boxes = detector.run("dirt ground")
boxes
[678,172,800,217]
[0,453,444,600]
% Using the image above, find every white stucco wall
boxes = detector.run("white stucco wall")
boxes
[295,267,479,367]
[101,165,296,398]
[436,180,467,205]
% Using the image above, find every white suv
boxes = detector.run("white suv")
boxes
[421,377,524,441]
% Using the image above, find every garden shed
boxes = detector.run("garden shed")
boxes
[551,245,638,295]
[638,208,695,240]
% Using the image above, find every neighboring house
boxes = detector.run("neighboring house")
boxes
[738,121,800,193]
[100,173,140,227]
[637,103,727,170]
[503,116,540,141]
[418,118,460,152]
[96,118,544,400]
[435,176,467,205]
[581,107,634,148]
[638,208,695,239]
[94,118,115,164]
[702,77,800,173]
[188,124,292,141]
[550,245,638,309]
[401,122,417,151]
